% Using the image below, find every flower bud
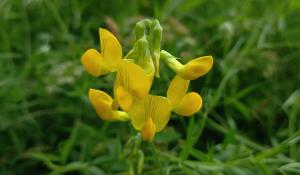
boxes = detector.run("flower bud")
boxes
[135,19,151,40]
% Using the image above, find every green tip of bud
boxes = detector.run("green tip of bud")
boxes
[135,19,152,40]
[135,22,146,40]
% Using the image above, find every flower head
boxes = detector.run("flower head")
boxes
[81,19,214,142]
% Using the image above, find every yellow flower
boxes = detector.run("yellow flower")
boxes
[129,95,172,141]
[88,88,129,121]
[81,28,122,77]
[112,60,152,112]
[167,75,202,116]
[81,19,215,143]
[160,50,213,80]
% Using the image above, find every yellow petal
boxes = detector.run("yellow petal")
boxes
[129,95,171,132]
[99,28,122,70]
[141,118,156,141]
[173,92,202,116]
[179,56,213,80]
[151,96,172,132]
[116,86,133,112]
[81,49,103,77]
[115,60,151,99]
[167,75,190,107]
[88,89,129,121]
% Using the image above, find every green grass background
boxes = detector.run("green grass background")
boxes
[1,0,300,174]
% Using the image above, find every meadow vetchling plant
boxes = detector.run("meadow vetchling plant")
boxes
[81,19,213,141]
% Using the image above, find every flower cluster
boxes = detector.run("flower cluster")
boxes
[81,19,213,141]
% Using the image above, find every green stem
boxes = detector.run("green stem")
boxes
[179,113,208,160]
[206,117,266,151]
[254,130,300,162]
[288,105,299,159]
[156,129,300,171]
[157,150,226,171]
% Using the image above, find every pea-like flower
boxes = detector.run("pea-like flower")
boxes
[113,60,152,112]
[167,75,202,116]
[88,59,152,120]
[129,95,172,141]
[160,50,213,80]
[81,28,122,77]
